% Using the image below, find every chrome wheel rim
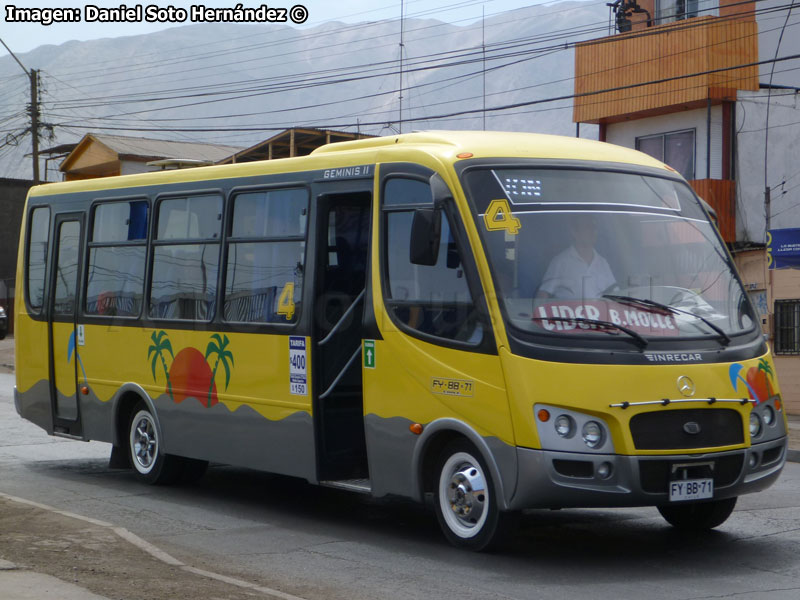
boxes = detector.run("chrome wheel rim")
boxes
[130,410,158,474]
[438,451,488,538]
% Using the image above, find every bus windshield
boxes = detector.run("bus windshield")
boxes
[461,167,756,343]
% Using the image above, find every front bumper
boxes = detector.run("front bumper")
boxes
[508,436,787,510]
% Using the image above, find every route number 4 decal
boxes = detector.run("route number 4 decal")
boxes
[484,198,521,234]
[277,282,296,320]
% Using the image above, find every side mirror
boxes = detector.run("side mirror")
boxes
[410,208,441,266]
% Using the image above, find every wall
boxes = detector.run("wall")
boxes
[573,16,758,124]
[757,0,800,89]
[735,88,800,242]
[606,105,723,179]
[735,248,800,415]
[120,160,152,176]
[0,178,34,333]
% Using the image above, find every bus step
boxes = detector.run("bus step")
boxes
[53,429,84,441]
[320,478,372,494]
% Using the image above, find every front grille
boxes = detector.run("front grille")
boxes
[630,408,743,450]
[639,454,744,494]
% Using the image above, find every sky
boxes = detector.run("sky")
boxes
[1,0,556,55]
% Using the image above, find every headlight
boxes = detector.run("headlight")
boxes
[582,421,604,448]
[0,307,5,316]
[749,412,763,438]
[554,415,575,438]
[762,405,775,427]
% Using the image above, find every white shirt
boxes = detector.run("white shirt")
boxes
[538,245,616,300]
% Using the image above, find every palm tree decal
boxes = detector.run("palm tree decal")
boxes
[148,330,174,401]
[205,333,234,405]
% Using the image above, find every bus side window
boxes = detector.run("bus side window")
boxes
[382,178,482,344]
[85,200,148,317]
[26,206,50,313]
[149,195,222,321]
[224,188,307,324]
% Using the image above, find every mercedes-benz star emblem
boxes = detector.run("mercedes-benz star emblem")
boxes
[683,421,702,435]
[677,375,696,397]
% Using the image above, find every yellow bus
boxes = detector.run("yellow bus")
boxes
[15,131,788,550]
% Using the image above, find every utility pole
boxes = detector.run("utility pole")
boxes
[398,0,405,134]
[0,37,41,183]
[29,69,40,183]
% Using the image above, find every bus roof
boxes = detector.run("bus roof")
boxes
[28,130,671,198]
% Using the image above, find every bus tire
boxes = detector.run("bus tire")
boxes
[433,439,515,551]
[657,497,737,531]
[127,401,181,485]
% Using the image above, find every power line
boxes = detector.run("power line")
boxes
[52,52,800,135]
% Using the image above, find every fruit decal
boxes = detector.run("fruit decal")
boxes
[148,330,234,407]
[729,358,775,404]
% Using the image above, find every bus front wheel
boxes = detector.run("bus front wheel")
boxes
[433,439,515,551]
[127,402,181,485]
[657,497,737,530]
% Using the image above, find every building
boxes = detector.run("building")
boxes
[573,0,800,412]
[215,128,374,164]
[0,177,35,334]
[59,134,243,180]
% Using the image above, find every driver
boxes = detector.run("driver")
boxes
[536,213,616,300]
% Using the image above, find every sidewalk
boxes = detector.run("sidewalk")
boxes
[0,560,111,600]
[0,495,298,600]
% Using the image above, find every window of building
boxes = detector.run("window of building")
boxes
[85,200,148,317]
[26,207,50,313]
[150,194,222,321]
[775,299,800,354]
[636,129,696,180]
[224,188,307,323]
[382,177,483,344]
[655,0,718,24]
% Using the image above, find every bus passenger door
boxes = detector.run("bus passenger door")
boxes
[48,214,84,437]
[313,192,371,482]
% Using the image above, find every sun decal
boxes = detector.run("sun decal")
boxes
[148,331,234,407]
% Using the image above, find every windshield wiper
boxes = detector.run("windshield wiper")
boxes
[532,316,648,349]
[602,294,731,346]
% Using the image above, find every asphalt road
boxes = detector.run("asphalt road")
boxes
[2,369,800,600]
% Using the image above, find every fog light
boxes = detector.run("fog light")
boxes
[749,412,763,438]
[555,415,575,438]
[582,421,604,449]
[748,453,759,469]
[763,405,775,427]
[596,462,613,479]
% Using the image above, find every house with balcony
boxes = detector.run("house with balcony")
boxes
[573,0,800,412]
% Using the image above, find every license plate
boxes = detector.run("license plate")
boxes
[669,478,714,502]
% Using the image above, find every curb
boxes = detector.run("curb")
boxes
[787,449,800,463]
[0,492,308,600]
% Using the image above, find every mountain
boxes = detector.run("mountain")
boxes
[0,2,607,181]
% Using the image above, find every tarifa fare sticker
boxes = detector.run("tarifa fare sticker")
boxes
[483,198,521,234]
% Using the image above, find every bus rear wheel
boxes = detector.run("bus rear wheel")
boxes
[657,497,737,530]
[433,439,515,551]
[127,401,182,485]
